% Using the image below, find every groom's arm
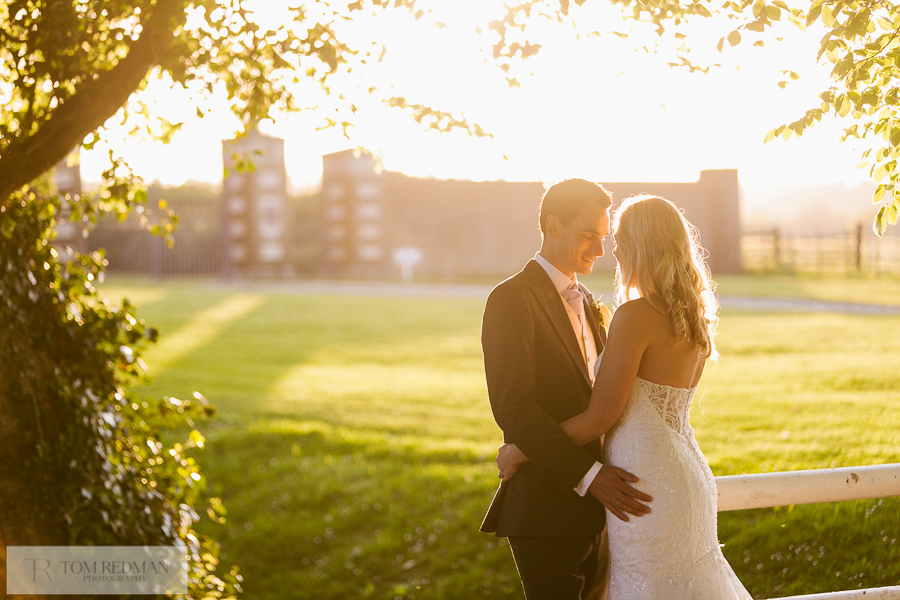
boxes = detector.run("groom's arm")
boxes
[483,283,597,494]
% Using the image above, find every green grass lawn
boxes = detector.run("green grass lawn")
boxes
[100,276,900,600]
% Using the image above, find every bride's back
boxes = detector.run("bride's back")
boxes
[621,297,706,390]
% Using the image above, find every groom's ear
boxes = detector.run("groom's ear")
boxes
[545,214,561,238]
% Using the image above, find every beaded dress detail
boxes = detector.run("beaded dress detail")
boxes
[601,361,752,599]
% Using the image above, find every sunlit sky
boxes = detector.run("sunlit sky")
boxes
[81,0,875,194]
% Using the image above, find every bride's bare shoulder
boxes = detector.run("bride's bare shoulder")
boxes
[610,298,670,337]
[613,298,665,320]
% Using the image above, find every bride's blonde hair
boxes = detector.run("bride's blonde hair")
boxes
[613,195,719,360]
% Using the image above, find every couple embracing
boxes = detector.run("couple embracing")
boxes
[480,180,753,599]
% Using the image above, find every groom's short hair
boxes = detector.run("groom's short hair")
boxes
[539,179,612,233]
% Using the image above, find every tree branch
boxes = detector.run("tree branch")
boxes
[0,0,188,202]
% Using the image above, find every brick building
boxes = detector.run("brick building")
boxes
[319,149,741,279]
[222,129,290,277]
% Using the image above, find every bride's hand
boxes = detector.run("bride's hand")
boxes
[496,443,529,482]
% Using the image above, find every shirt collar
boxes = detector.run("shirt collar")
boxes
[534,252,577,295]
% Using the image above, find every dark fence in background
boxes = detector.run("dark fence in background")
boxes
[89,202,225,276]
[88,188,320,277]
[742,225,900,276]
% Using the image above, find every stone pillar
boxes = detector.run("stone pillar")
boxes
[698,169,742,274]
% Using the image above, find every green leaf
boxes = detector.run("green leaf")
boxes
[890,128,900,148]
[875,206,887,235]
[833,58,854,79]
[727,30,742,46]
[807,2,823,25]
[753,0,765,18]
[837,96,852,117]
[746,18,767,32]
[822,5,835,27]
[886,199,899,225]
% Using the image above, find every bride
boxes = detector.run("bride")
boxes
[497,194,752,599]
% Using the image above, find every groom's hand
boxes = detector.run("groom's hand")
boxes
[588,465,652,522]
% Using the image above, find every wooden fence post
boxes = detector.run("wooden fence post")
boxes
[772,227,780,271]
[856,222,863,272]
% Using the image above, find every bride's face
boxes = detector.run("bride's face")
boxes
[613,237,642,299]
[613,239,630,281]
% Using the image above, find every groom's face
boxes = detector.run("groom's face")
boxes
[552,204,610,276]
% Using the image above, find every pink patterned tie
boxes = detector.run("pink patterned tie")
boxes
[562,284,585,323]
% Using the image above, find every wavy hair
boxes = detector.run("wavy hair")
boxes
[612,195,719,360]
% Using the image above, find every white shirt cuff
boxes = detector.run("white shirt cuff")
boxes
[574,461,603,496]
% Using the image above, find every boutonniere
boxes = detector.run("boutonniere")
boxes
[590,297,613,330]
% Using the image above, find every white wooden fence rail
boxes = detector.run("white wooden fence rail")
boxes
[772,589,900,599]
[716,463,900,512]
[712,463,900,600]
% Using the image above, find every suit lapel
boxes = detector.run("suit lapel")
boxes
[524,261,591,386]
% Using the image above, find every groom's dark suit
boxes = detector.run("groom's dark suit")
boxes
[481,259,608,598]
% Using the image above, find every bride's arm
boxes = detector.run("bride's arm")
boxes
[560,303,650,446]
[496,303,651,479]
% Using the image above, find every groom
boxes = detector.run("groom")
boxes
[480,179,652,600]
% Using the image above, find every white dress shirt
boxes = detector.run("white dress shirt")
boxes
[533,253,603,496]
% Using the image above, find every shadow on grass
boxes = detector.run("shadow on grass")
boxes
[194,418,520,600]
[135,292,488,420]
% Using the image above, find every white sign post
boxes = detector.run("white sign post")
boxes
[392,247,424,282]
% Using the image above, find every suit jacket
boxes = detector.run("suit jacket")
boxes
[480,259,608,537]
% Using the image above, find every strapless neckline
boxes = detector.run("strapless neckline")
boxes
[635,375,697,393]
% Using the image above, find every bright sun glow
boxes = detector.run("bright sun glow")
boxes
[80,1,874,194]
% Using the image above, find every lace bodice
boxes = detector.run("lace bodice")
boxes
[637,377,696,437]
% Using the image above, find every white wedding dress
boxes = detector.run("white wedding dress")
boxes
[602,368,753,599]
